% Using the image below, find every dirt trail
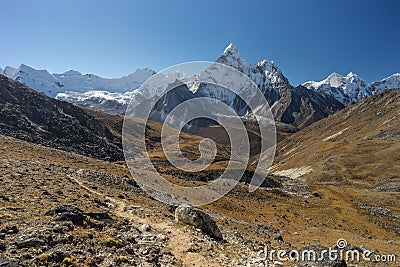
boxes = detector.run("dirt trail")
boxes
[69,172,220,267]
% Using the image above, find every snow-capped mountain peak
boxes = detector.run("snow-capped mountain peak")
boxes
[223,43,239,55]
[346,72,357,78]
[370,73,400,94]
[3,66,18,78]
[325,72,345,87]
[217,43,288,96]
[0,64,156,98]
[303,72,370,103]
[218,43,249,71]
[303,71,400,104]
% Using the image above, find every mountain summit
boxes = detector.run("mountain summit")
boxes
[217,43,289,100]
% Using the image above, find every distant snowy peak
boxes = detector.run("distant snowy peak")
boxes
[2,64,63,97]
[303,72,399,103]
[370,73,400,94]
[220,43,247,70]
[56,90,134,115]
[1,64,156,97]
[57,90,134,105]
[303,72,371,103]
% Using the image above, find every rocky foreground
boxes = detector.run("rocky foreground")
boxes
[1,132,398,266]
[0,134,276,267]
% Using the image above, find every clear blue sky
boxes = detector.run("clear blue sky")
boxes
[1,0,399,85]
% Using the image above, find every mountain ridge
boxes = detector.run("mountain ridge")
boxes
[124,44,344,129]
[2,44,398,116]
[1,64,156,97]
[303,72,400,103]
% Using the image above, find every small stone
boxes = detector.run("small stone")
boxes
[0,241,6,251]
[0,194,10,202]
[140,224,151,232]
[273,233,284,243]
[312,191,320,197]
[17,238,45,248]
[5,226,18,235]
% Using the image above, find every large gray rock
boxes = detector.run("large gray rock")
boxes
[175,204,223,240]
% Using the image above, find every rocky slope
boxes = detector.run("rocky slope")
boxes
[0,74,123,161]
[270,88,400,236]
[303,72,400,103]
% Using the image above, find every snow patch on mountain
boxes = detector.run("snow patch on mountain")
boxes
[56,90,135,105]
[2,64,64,97]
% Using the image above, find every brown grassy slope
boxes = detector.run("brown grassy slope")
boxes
[268,89,400,242]
[273,89,400,184]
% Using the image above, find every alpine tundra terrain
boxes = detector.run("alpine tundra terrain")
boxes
[0,75,399,266]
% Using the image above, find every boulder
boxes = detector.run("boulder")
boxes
[45,205,85,226]
[175,204,223,240]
